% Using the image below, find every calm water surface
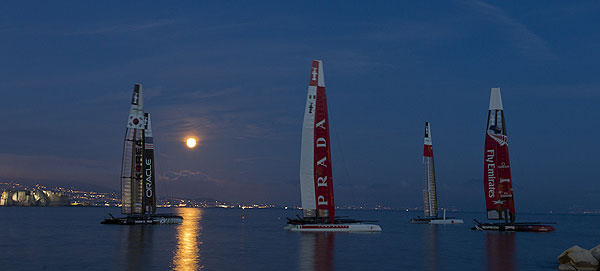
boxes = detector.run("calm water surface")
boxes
[1,207,598,270]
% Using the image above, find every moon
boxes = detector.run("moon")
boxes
[186,137,197,149]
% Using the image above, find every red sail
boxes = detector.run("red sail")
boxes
[423,145,433,157]
[312,60,335,223]
[484,88,515,222]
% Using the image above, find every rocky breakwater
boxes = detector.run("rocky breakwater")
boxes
[558,245,600,270]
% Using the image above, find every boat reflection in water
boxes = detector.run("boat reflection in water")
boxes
[298,232,335,271]
[486,232,516,271]
[121,225,156,270]
[423,225,439,271]
[171,208,204,271]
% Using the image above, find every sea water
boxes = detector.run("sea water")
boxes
[0,207,598,271]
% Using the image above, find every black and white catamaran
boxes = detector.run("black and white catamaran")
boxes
[102,84,182,225]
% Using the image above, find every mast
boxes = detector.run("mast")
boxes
[483,88,515,223]
[121,84,145,215]
[422,122,438,217]
[143,113,156,214]
[300,60,335,223]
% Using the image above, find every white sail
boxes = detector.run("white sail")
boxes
[122,84,145,214]
[489,87,503,110]
[127,84,145,129]
[299,61,323,217]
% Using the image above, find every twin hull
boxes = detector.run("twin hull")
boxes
[428,219,464,225]
[286,224,382,232]
[101,215,183,225]
[473,223,555,232]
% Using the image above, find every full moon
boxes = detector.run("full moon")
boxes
[186,137,197,149]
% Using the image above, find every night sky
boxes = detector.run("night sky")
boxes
[1,1,598,212]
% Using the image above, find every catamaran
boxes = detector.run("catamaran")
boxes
[102,84,183,225]
[285,60,381,232]
[472,88,554,232]
[410,122,463,225]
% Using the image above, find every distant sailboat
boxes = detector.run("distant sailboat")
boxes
[410,122,463,224]
[102,84,182,225]
[473,88,554,232]
[285,60,381,232]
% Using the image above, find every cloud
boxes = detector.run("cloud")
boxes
[85,85,165,105]
[464,0,557,60]
[0,152,116,183]
[233,156,278,163]
[145,85,293,143]
[65,19,178,36]
[181,87,241,100]
[367,21,461,43]
[160,169,222,184]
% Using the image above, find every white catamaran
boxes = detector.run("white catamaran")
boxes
[410,122,463,225]
[102,84,182,225]
[285,60,381,232]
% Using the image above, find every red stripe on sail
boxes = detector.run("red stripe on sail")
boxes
[309,60,319,86]
[484,133,515,221]
[423,145,433,157]
[314,85,335,224]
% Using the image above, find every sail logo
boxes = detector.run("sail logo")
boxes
[486,149,495,198]
[132,92,139,105]
[128,113,145,129]
[488,132,508,146]
[134,143,143,173]
[498,162,510,169]
[315,118,329,206]
[316,119,326,130]
[311,68,318,81]
[145,158,153,198]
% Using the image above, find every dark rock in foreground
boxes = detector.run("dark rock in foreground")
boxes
[557,245,600,270]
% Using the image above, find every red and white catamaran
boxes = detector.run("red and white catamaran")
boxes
[285,60,381,232]
[410,122,463,224]
[473,88,554,232]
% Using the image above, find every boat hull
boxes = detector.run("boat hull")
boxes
[472,221,554,232]
[101,214,183,225]
[410,217,463,225]
[285,223,382,232]
[428,219,464,225]
[409,218,433,224]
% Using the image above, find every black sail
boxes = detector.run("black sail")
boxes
[142,113,157,214]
